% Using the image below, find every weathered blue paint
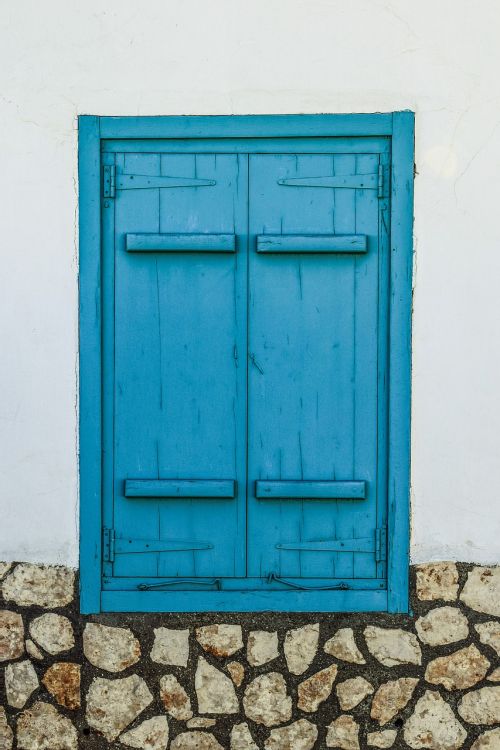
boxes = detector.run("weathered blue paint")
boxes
[78,113,414,614]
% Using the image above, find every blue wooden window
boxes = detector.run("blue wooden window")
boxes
[79,114,414,614]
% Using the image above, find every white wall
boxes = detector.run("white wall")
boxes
[1,0,499,567]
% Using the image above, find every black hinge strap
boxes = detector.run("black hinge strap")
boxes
[267,573,349,591]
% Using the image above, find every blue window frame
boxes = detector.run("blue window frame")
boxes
[79,113,414,614]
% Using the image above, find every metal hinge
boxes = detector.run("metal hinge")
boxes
[103,527,115,563]
[378,164,389,199]
[375,527,387,562]
[103,165,116,198]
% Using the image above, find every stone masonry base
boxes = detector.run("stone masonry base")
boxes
[2,562,500,749]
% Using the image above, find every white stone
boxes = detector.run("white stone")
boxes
[0,610,24,661]
[195,657,238,714]
[0,707,13,750]
[247,630,279,666]
[25,639,43,660]
[324,627,366,664]
[326,715,360,750]
[458,686,500,725]
[471,728,500,749]
[425,644,490,690]
[336,676,374,710]
[367,730,398,749]
[186,718,216,729]
[159,674,193,720]
[119,716,169,750]
[265,719,318,750]
[488,668,500,682]
[86,674,153,741]
[5,659,39,709]
[150,627,189,667]
[29,613,74,655]
[364,625,422,666]
[243,672,292,727]
[230,723,258,750]
[226,661,244,686]
[284,623,319,675]
[0,563,12,580]
[370,677,419,725]
[196,625,243,657]
[475,622,500,656]
[17,701,77,750]
[171,733,223,750]
[83,622,141,672]
[2,564,74,608]
[404,691,466,750]
[415,607,469,646]
[460,567,500,616]
[298,664,338,712]
[416,563,459,602]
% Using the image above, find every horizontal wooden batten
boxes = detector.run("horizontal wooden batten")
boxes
[278,174,378,189]
[126,233,236,253]
[255,480,366,500]
[124,479,236,498]
[256,235,367,254]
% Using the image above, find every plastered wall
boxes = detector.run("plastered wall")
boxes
[1,0,499,566]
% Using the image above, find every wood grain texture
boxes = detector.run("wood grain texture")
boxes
[256,234,367,253]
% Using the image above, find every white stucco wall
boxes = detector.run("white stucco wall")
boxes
[1,0,499,567]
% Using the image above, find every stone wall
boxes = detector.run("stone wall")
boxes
[2,563,500,749]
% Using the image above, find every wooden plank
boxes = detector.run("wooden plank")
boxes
[278,175,377,189]
[256,480,366,499]
[257,235,367,254]
[125,479,236,498]
[126,233,236,253]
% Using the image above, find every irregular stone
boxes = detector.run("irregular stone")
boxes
[326,715,360,750]
[171,733,223,750]
[83,622,141,672]
[458,686,500,724]
[247,630,279,666]
[17,701,77,750]
[243,672,292,727]
[160,674,193,720]
[371,677,419,725]
[5,659,39,708]
[230,723,259,750]
[25,639,43,660]
[42,662,80,710]
[0,707,13,750]
[324,627,366,664]
[29,613,74,655]
[404,691,466,749]
[119,716,169,750]
[475,622,500,656]
[265,719,318,750]
[336,676,374,710]
[488,668,500,682]
[0,610,24,661]
[151,627,190,667]
[86,674,153,741]
[284,623,319,675]
[415,607,469,646]
[187,718,217,729]
[196,625,243,657]
[461,567,500,616]
[0,563,12,580]
[195,657,238,714]
[364,625,421,666]
[227,661,245,686]
[2,564,74,608]
[471,729,500,749]
[298,664,338,712]
[367,730,398,748]
[416,562,459,602]
[425,644,490,690]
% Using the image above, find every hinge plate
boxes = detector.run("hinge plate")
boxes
[375,527,387,562]
[103,528,115,563]
[103,165,116,198]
